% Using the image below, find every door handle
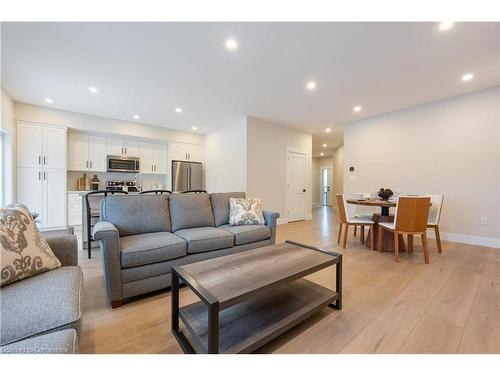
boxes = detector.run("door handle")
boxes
[303,189,306,192]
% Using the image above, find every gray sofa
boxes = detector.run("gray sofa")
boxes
[93,192,279,307]
[0,234,83,354]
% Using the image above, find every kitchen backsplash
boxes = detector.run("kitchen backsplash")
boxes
[67,171,168,192]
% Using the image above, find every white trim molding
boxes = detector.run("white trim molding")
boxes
[426,229,500,249]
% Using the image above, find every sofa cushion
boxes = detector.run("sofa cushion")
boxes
[0,329,78,354]
[1,204,62,287]
[102,195,171,237]
[169,193,215,232]
[0,266,83,346]
[120,232,187,268]
[219,224,271,245]
[210,192,246,227]
[174,227,234,254]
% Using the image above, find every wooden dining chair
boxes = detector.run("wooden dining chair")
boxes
[378,196,431,263]
[336,194,374,250]
[426,194,444,254]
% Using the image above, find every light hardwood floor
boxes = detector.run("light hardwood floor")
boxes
[78,206,500,354]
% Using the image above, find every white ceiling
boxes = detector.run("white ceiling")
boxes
[2,22,499,156]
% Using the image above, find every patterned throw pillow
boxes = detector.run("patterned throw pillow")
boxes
[0,204,61,287]
[229,198,265,226]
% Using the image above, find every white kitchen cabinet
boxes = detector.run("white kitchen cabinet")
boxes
[68,133,107,172]
[169,142,203,162]
[107,138,140,157]
[16,122,67,230]
[140,142,167,174]
[89,136,107,171]
[43,126,67,169]
[17,123,43,168]
[17,167,43,218]
[43,168,66,228]
[67,193,83,226]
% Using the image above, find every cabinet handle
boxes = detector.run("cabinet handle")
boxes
[86,161,89,168]
[38,171,41,180]
[151,165,153,172]
[124,147,127,154]
[43,156,46,165]
[38,155,41,165]
[90,161,93,168]
[43,171,46,180]
[154,165,156,172]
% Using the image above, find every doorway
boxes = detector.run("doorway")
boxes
[286,148,308,222]
[321,167,333,206]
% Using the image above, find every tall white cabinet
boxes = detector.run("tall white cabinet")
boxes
[17,122,67,230]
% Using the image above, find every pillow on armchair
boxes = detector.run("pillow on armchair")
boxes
[229,198,265,225]
[0,204,61,287]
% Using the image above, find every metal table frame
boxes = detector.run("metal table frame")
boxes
[171,240,342,354]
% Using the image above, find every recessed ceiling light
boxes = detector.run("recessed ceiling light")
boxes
[320,153,324,156]
[353,106,362,112]
[306,81,317,90]
[439,22,455,31]
[89,87,98,94]
[225,39,238,50]
[175,108,182,113]
[133,115,140,120]
[192,126,198,131]
[45,98,53,104]
[325,128,331,133]
[462,73,474,81]
[322,144,327,148]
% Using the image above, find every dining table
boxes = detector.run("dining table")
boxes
[346,198,404,252]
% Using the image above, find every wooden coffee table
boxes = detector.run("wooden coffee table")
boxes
[171,240,342,354]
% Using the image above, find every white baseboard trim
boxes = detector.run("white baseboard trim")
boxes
[426,229,500,249]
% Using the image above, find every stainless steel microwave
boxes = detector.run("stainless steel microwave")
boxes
[107,155,140,173]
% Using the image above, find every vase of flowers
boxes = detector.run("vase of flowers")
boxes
[377,188,394,201]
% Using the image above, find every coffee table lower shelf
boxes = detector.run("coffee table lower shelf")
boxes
[175,278,339,354]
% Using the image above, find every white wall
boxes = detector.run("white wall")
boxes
[204,118,247,193]
[13,102,204,145]
[312,157,320,204]
[246,117,312,221]
[332,145,344,197]
[344,87,500,247]
[1,89,15,205]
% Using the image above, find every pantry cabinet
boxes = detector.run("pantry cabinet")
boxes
[16,122,67,230]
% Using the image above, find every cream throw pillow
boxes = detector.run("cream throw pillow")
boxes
[1,204,61,287]
[229,198,265,226]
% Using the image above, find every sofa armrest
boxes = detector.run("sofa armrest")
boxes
[45,234,78,266]
[92,221,123,305]
[263,210,280,244]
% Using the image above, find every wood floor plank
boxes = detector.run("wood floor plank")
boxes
[77,206,500,354]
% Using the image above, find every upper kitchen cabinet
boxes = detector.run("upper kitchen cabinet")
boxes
[139,142,167,174]
[17,122,66,169]
[107,138,140,157]
[169,142,203,162]
[68,133,107,172]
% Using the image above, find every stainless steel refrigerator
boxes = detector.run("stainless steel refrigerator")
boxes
[171,161,204,192]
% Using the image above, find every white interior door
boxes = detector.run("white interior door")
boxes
[286,150,308,222]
